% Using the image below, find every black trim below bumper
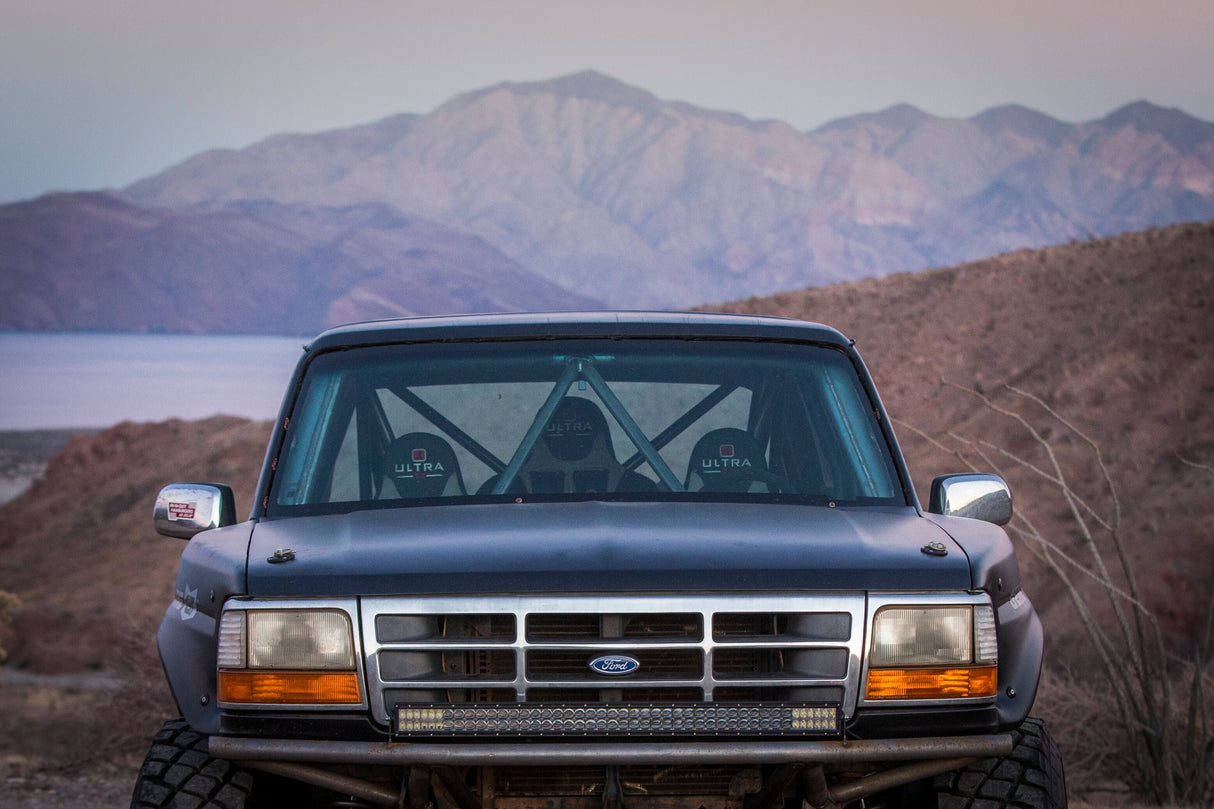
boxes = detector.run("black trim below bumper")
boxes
[846,705,1000,739]
[219,712,387,741]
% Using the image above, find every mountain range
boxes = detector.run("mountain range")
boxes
[3,71,1213,332]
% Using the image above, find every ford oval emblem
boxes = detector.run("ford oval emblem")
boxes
[589,654,640,676]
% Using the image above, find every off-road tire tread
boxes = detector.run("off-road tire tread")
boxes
[130,718,254,809]
[933,717,1067,808]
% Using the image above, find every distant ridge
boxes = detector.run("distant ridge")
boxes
[1100,100,1214,151]
[117,72,1214,311]
[0,192,599,334]
[971,104,1069,144]
[2,72,1212,331]
[479,70,662,107]
[811,102,938,133]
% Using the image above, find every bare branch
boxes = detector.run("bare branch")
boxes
[940,380,1147,681]
[1174,453,1214,476]
[1004,384,1122,530]
[917,383,1213,804]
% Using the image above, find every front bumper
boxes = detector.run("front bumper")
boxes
[207,732,1014,766]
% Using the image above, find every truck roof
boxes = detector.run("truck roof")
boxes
[308,311,853,351]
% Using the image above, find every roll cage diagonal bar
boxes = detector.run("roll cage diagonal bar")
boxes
[491,356,685,495]
[576,359,683,492]
[491,358,583,495]
[620,384,738,474]
[390,384,508,474]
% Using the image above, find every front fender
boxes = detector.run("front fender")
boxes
[157,521,252,733]
[925,514,1042,728]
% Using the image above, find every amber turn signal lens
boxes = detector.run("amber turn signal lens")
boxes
[864,666,997,700]
[218,670,362,704]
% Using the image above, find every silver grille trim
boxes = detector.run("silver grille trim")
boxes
[360,595,866,727]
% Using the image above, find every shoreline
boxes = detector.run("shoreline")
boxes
[0,475,36,505]
[0,428,98,506]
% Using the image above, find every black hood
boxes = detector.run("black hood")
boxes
[246,501,970,596]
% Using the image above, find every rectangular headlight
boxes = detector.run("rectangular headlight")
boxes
[245,609,356,669]
[870,606,973,667]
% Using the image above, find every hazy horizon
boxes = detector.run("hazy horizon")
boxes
[4,0,1214,204]
[0,332,303,431]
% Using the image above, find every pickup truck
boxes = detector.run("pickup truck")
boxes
[131,312,1065,809]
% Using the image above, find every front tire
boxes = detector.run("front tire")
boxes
[932,716,1067,808]
[130,718,255,809]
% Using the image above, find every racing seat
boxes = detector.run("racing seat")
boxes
[501,397,656,494]
[379,432,466,499]
[685,428,775,493]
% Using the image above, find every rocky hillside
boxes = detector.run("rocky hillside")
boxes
[0,417,271,671]
[0,192,598,334]
[718,220,1214,653]
[121,71,1214,309]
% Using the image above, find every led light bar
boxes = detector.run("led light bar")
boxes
[394,702,841,737]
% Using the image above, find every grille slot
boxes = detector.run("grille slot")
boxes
[378,649,515,681]
[377,613,515,643]
[363,595,864,729]
[712,648,849,679]
[527,613,703,641]
[713,612,851,641]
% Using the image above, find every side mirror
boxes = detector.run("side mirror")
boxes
[928,473,1012,526]
[153,483,237,539]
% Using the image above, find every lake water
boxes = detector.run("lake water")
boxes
[0,332,307,430]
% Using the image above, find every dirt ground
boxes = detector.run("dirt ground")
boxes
[0,668,173,809]
[1,767,134,809]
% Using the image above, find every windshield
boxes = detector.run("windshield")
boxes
[267,338,904,514]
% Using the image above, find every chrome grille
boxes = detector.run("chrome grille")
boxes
[361,595,865,728]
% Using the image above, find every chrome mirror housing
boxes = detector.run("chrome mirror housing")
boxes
[928,473,1013,526]
[153,483,237,539]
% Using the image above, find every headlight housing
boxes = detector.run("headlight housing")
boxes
[217,606,362,706]
[864,603,997,702]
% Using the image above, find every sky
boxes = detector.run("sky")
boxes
[2,0,1213,205]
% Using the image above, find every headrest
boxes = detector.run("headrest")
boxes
[685,428,768,493]
[381,432,465,499]
[541,397,614,462]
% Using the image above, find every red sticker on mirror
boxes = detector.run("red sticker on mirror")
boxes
[168,502,196,520]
